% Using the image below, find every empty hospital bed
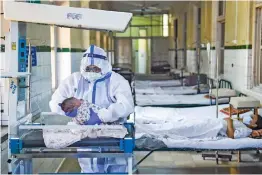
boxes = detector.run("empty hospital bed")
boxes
[134,79,234,107]
[134,74,209,95]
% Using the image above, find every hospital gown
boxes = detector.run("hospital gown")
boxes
[218,120,252,139]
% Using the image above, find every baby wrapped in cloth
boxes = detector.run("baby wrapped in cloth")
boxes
[43,98,127,149]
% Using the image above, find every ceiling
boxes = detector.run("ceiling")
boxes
[108,1,178,14]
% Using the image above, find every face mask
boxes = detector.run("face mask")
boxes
[243,115,253,125]
[82,72,102,81]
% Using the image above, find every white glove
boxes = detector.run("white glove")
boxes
[97,108,113,123]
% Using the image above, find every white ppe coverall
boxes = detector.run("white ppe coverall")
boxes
[49,45,134,173]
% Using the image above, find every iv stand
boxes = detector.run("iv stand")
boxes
[216,41,219,118]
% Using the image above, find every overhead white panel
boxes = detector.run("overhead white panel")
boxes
[3,1,132,32]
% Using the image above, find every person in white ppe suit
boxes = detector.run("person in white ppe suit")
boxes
[49,45,134,173]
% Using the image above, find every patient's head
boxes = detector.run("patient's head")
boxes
[243,114,262,129]
[60,97,82,113]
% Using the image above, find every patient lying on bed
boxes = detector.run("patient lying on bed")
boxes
[60,97,101,125]
[136,114,262,142]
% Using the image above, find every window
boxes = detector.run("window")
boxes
[253,7,262,86]
[218,0,225,17]
[198,8,201,25]
[217,1,225,75]
[163,14,169,37]
[174,19,178,39]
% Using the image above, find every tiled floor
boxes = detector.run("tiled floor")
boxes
[57,151,262,174]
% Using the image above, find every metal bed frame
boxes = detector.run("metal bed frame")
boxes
[133,147,261,169]
[9,123,135,174]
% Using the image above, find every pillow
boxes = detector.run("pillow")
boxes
[220,107,250,116]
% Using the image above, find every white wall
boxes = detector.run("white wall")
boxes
[71,52,83,73]
[208,50,217,79]
[177,50,184,69]
[168,50,175,68]
[56,53,72,85]
[186,50,197,73]
[199,50,209,75]
[222,49,252,91]
[56,52,83,85]
[31,52,52,115]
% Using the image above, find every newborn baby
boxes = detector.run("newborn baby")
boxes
[60,97,101,125]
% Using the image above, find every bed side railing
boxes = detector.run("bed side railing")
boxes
[219,79,233,89]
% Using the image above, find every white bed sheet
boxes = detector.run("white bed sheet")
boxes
[135,79,182,88]
[135,86,197,95]
[132,105,262,149]
[135,85,209,95]
[135,93,229,106]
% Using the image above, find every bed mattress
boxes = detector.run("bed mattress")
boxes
[132,105,262,149]
[135,93,229,106]
[135,79,182,88]
[135,86,209,95]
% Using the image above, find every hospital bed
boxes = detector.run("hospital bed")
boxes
[151,61,171,74]
[112,63,134,85]
[134,79,233,108]
[9,113,135,174]
[133,74,209,95]
[131,104,262,167]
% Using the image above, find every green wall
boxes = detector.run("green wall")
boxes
[115,15,164,37]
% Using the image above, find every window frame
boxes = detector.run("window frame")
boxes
[253,6,262,86]
[216,1,226,75]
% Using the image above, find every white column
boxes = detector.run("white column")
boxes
[127,156,133,175]
[50,25,57,89]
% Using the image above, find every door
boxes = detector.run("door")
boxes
[135,29,148,74]
[115,38,132,65]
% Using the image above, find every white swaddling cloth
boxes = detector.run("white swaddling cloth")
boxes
[43,122,128,149]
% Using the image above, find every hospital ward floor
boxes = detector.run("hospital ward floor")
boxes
[57,151,262,174]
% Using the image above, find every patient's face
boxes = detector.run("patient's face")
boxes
[247,115,258,128]
[62,102,75,113]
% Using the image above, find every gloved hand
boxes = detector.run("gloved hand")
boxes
[97,108,113,123]
[85,108,102,125]
[65,108,78,117]
[59,103,78,117]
